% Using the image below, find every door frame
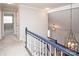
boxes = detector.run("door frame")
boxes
[1,7,19,40]
[1,11,17,37]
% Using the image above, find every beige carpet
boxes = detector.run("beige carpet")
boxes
[0,35,29,56]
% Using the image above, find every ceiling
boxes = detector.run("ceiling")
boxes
[0,3,71,10]
[0,3,18,9]
[20,3,70,9]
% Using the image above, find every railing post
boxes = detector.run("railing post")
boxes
[25,27,27,48]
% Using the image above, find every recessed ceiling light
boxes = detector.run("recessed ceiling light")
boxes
[7,3,13,4]
[45,8,50,10]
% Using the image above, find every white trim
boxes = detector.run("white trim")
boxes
[19,4,42,11]
[48,3,79,13]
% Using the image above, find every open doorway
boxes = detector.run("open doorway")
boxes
[3,14,14,35]
[1,10,19,39]
[3,12,14,35]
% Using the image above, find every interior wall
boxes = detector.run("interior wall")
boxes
[19,5,48,41]
[48,6,79,44]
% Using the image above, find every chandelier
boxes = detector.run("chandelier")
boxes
[65,3,79,51]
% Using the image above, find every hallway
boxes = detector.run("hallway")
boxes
[0,35,29,56]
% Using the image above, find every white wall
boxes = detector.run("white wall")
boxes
[19,5,48,41]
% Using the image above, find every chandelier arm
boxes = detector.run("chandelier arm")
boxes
[70,3,72,32]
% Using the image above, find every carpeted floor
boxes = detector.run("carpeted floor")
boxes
[0,35,30,56]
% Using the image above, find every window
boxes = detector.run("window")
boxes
[3,16,13,23]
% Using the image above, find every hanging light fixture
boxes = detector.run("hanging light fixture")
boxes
[65,3,79,51]
[48,24,56,38]
[49,24,56,31]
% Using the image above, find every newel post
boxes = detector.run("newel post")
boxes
[25,27,27,48]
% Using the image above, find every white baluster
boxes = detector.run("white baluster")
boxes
[54,48,57,56]
[60,51,63,56]
[37,40,40,56]
[41,41,44,56]
[42,41,43,56]
[36,40,38,55]
[32,38,34,55]
[33,38,35,55]
[37,39,39,56]
[40,39,42,56]
[44,42,46,56]
[50,45,51,56]
[45,43,47,56]
[34,38,36,56]
[30,36,32,53]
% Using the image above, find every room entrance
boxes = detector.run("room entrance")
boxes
[3,13,14,35]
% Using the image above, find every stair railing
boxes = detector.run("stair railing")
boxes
[25,27,79,56]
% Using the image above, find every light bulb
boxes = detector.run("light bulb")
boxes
[68,42,71,48]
